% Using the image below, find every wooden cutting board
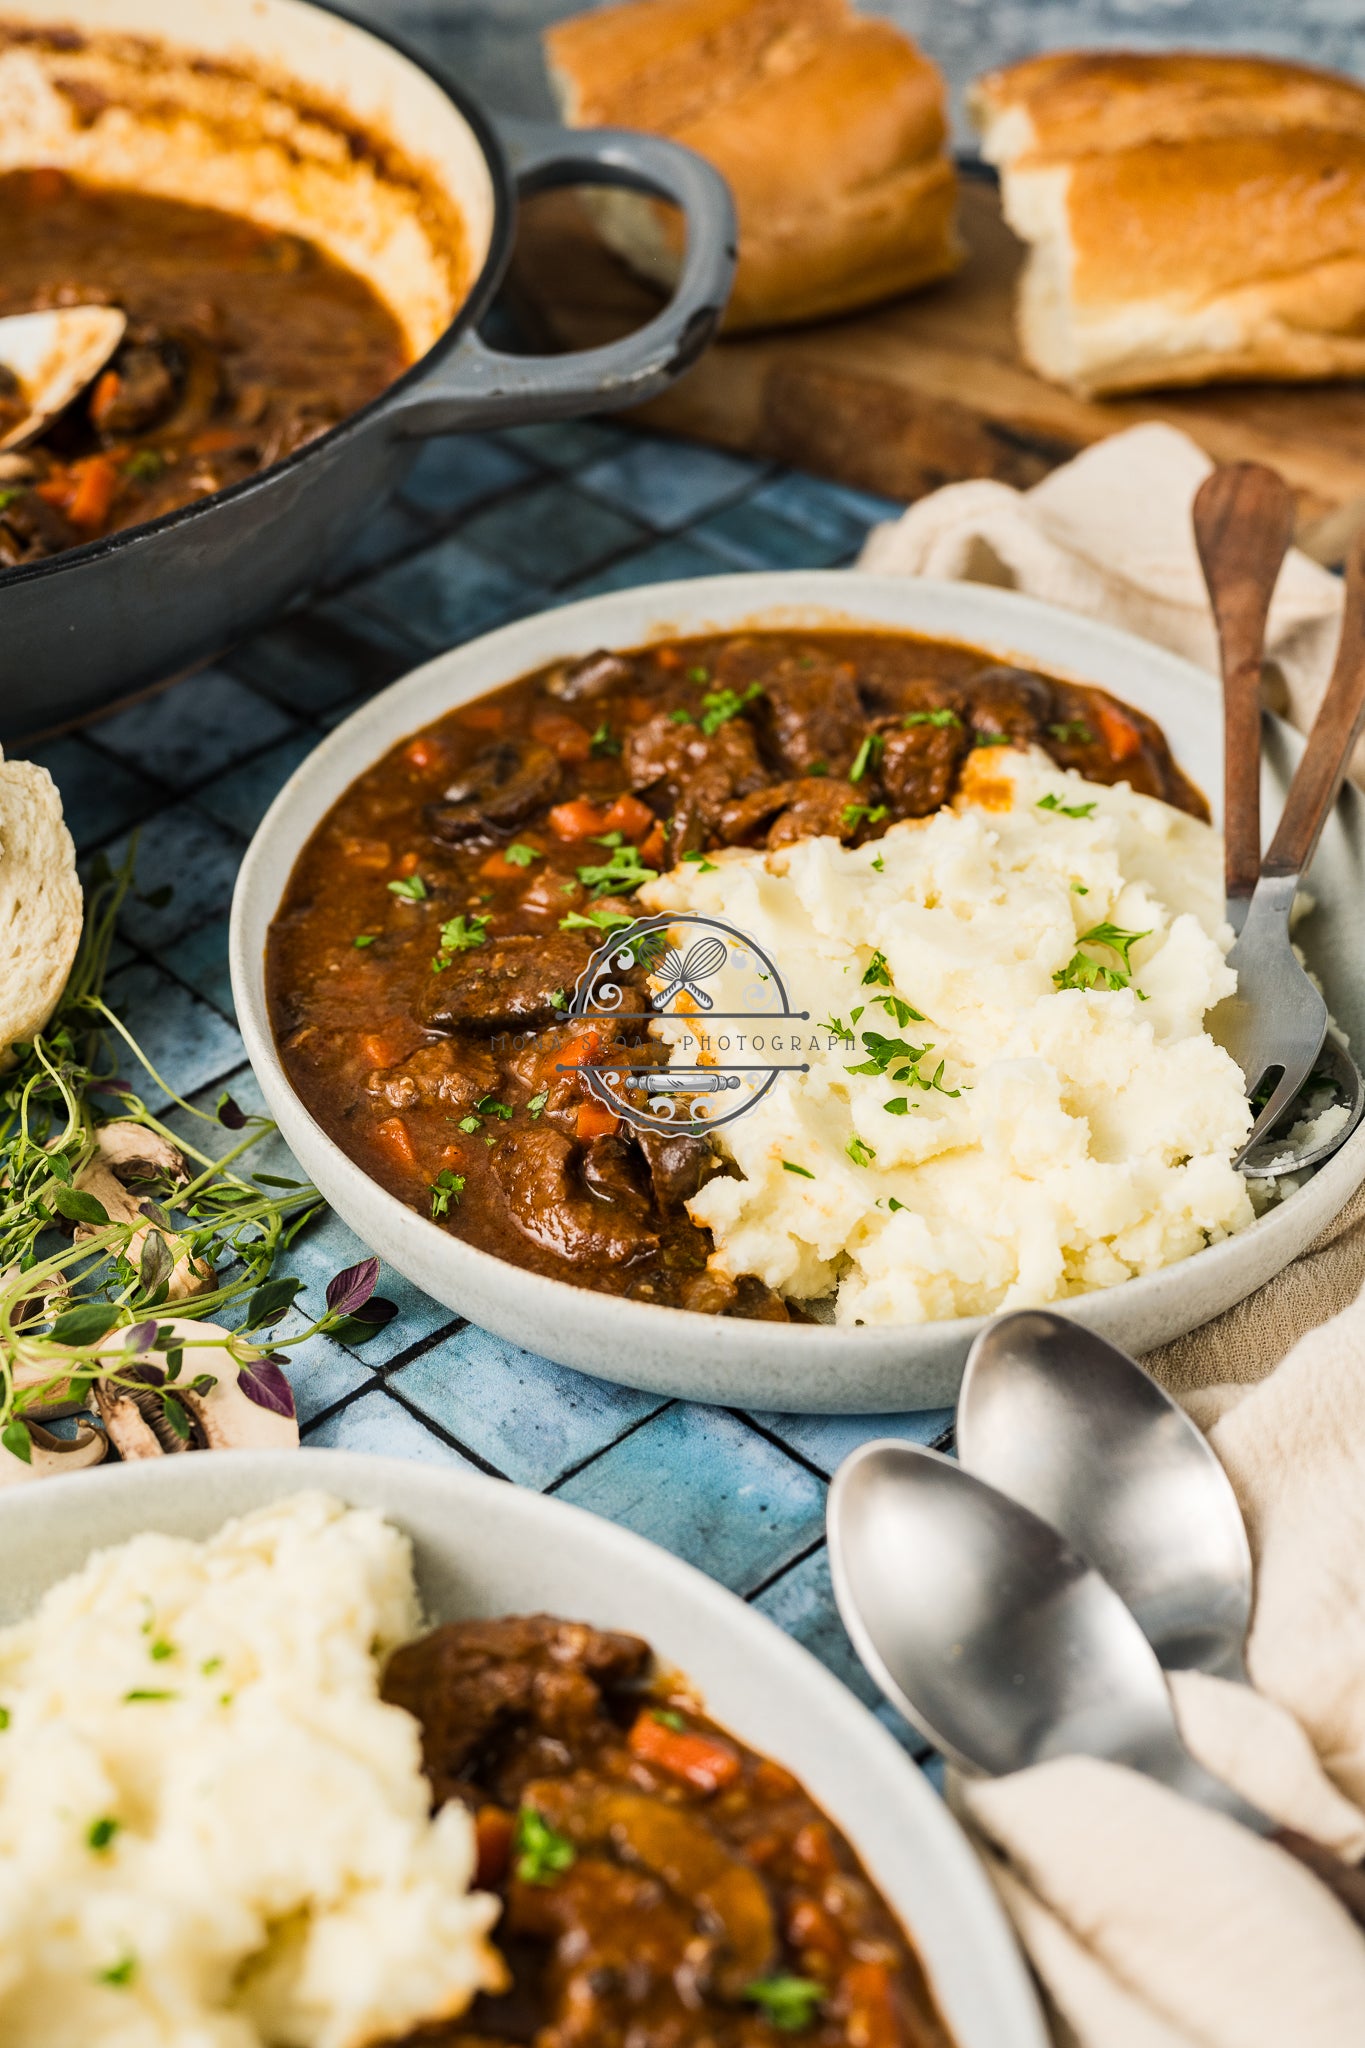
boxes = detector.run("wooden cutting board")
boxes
[510,177,1365,565]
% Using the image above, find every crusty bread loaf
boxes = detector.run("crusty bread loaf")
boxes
[970,51,1365,398]
[0,753,82,1065]
[545,0,961,331]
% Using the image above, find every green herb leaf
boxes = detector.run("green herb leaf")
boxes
[849,732,884,783]
[781,1161,815,1179]
[1037,793,1097,820]
[589,723,621,758]
[0,1705,10,1730]
[698,682,763,736]
[1,1418,32,1466]
[98,1953,137,1988]
[653,1707,687,1731]
[845,1134,876,1167]
[515,1805,577,1886]
[387,873,429,902]
[560,907,636,934]
[860,950,893,989]
[682,851,718,873]
[902,707,962,729]
[124,448,164,481]
[576,843,658,898]
[874,993,925,1027]
[503,842,540,867]
[527,1091,549,1119]
[686,665,710,684]
[458,1115,481,1134]
[883,1097,910,1116]
[139,1230,173,1295]
[432,913,492,971]
[1053,921,1151,995]
[430,1169,465,1220]
[744,1975,825,2031]
[973,731,1012,748]
[88,1815,121,1851]
[241,1276,304,1330]
[123,1689,176,1703]
[871,853,885,872]
[668,707,694,726]
[888,1196,907,1212]
[48,1185,111,1226]
[47,1303,120,1347]
[353,933,377,948]
[1048,720,1094,744]
[477,1096,514,1120]
[841,802,889,832]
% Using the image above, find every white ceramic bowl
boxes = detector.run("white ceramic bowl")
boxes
[0,1449,1048,2048]
[230,572,1365,1411]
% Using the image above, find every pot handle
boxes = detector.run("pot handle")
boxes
[388,115,736,436]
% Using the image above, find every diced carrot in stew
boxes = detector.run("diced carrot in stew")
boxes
[460,703,506,732]
[549,798,609,841]
[793,1820,837,1873]
[628,1709,742,1792]
[559,1029,602,1070]
[1095,700,1143,762]
[531,710,593,763]
[373,1116,417,1172]
[67,456,120,532]
[395,850,419,876]
[403,736,444,772]
[359,1032,402,1069]
[187,425,249,456]
[787,1896,843,1962]
[653,646,684,669]
[576,1100,620,1140]
[25,166,69,204]
[841,1960,899,2048]
[340,836,391,870]
[474,1806,514,1889]
[88,369,122,430]
[754,1756,800,1799]
[601,793,655,841]
[626,694,657,723]
[638,824,666,868]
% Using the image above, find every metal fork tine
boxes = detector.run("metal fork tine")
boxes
[1236,1061,1321,1164]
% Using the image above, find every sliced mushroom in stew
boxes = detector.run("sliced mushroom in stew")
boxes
[266,629,1206,1312]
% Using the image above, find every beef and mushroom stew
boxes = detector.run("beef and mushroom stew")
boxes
[0,168,408,564]
[268,629,1205,1313]
[383,1612,953,2046]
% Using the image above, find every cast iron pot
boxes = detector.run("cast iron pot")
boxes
[0,0,735,739]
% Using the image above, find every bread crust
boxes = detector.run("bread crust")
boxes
[0,757,82,1065]
[546,0,961,331]
[973,49,1365,397]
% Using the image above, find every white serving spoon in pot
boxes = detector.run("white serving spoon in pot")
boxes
[0,305,126,453]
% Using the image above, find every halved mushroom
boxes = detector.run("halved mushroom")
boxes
[92,1317,299,1460]
[0,1415,108,1486]
[72,1132,211,1301]
[426,740,561,842]
[89,1119,188,1186]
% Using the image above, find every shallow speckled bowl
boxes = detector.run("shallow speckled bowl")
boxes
[230,573,1365,1410]
[0,1449,1048,2048]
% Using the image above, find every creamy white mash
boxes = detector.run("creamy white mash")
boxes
[0,1493,504,2048]
[641,746,1254,1324]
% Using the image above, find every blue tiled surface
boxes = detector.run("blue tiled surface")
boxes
[22,422,958,1768]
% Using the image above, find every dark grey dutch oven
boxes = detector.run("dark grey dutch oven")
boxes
[0,0,735,739]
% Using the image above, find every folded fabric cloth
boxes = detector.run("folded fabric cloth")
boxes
[858,421,1350,775]
[858,423,1365,1381]
[957,1283,1365,2048]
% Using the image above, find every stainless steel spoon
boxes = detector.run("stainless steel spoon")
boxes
[0,305,126,453]
[957,1309,1252,1682]
[828,1440,1365,1926]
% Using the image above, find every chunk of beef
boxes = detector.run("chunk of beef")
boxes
[965,664,1053,744]
[546,649,640,703]
[1042,684,1185,807]
[717,776,861,848]
[0,486,78,564]
[420,932,588,1032]
[580,1134,653,1221]
[366,1037,498,1117]
[635,1129,724,1211]
[90,342,177,436]
[878,714,968,817]
[753,656,865,775]
[427,740,561,842]
[495,1126,659,1265]
[628,713,768,860]
[382,1614,649,1806]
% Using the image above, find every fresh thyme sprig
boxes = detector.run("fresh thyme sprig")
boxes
[0,846,395,1463]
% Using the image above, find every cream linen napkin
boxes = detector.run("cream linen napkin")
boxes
[858,421,1365,1388]
[957,1284,1365,2048]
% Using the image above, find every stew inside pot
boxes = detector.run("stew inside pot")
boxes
[267,628,1205,1315]
[0,168,408,564]
[382,1612,954,2046]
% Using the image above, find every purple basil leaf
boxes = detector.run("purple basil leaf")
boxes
[124,1319,158,1354]
[349,1295,397,1328]
[325,1257,380,1318]
[89,1078,133,1098]
[217,1093,247,1131]
[237,1357,296,1419]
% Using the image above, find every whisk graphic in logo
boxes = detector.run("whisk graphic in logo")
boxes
[553,911,812,1136]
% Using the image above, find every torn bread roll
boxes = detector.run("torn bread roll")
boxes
[545,0,961,331]
[0,750,81,1065]
[971,51,1365,397]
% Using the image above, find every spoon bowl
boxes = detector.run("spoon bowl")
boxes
[958,1311,1252,1680]
[0,305,126,453]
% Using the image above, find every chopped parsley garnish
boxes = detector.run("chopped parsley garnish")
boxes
[549,988,568,1011]
[589,722,621,757]
[1053,922,1151,995]
[1048,720,1094,744]
[973,731,1011,748]
[387,873,428,902]
[527,1090,548,1119]
[560,906,636,934]
[668,707,694,725]
[430,1169,465,1218]
[0,1706,9,1731]
[124,1689,176,1702]
[457,1115,481,1134]
[503,841,540,866]
[98,1953,138,1988]
[845,1135,876,1167]
[687,665,711,684]
[873,992,925,1027]
[744,1975,825,2030]
[87,1816,120,1851]
[124,448,164,481]
[903,707,962,729]
[515,1805,577,1886]
[870,853,885,872]
[699,682,763,735]
[888,1196,907,1212]
[841,802,889,832]
[432,913,492,971]
[353,933,377,948]
[0,487,27,514]
[846,1031,959,1097]
[823,1014,855,1043]
[148,1637,175,1662]
[782,1160,815,1179]
[849,732,885,783]
[861,949,893,988]
[576,842,658,897]
[1037,793,1097,820]
[1072,882,1089,895]
[883,1098,909,1116]
[808,759,829,777]
[653,1708,687,1731]
[477,1095,514,1120]
[682,851,718,873]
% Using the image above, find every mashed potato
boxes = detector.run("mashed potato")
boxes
[0,1493,504,2048]
[640,746,1254,1324]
